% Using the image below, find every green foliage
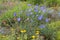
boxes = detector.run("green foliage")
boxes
[48,21,60,29]
[0,1,60,40]
[27,0,60,6]
[48,21,60,40]
[27,0,44,5]
[56,31,60,40]
[0,2,28,21]
[45,0,58,7]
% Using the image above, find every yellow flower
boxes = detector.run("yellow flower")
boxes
[23,30,26,33]
[20,30,26,33]
[20,30,24,33]
[31,35,36,39]
[36,31,40,32]
[17,37,20,40]
[11,28,14,31]
[36,32,39,34]
[2,35,6,38]
[36,31,40,34]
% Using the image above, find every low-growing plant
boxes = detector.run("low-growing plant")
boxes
[0,2,60,40]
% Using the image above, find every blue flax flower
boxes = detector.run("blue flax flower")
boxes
[14,12,16,16]
[34,5,38,12]
[34,5,38,9]
[38,15,43,20]
[45,18,50,22]
[27,4,31,6]
[34,8,38,12]
[26,14,30,16]
[17,18,21,22]
[39,24,45,28]
[42,9,46,13]
[40,6,45,11]
[40,6,46,13]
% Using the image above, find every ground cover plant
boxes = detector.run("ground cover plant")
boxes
[0,0,60,40]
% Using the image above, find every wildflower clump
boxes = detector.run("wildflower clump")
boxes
[0,3,58,40]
